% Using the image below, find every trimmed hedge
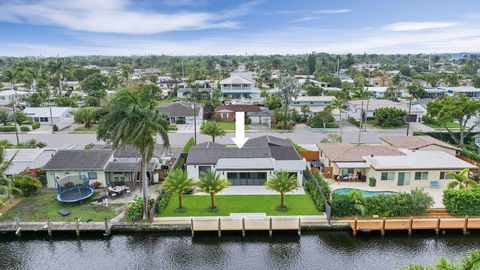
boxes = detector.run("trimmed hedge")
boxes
[332,189,434,217]
[443,189,480,216]
[20,126,30,132]
[156,190,172,214]
[304,173,331,211]
[0,126,16,132]
[32,122,40,130]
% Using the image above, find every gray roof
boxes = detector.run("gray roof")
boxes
[186,136,301,165]
[43,150,113,170]
[156,102,202,117]
[92,144,166,158]
[104,159,158,172]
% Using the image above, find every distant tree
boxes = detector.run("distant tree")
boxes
[300,105,311,122]
[279,76,298,129]
[309,108,335,128]
[264,94,282,110]
[385,86,398,101]
[307,53,317,75]
[0,111,9,126]
[55,96,76,107]
[196,170,230,211]
[472,75,480,88]
[427,94,480,147]
[200,121,226,143]
[74,107,98,128]
[163,168,194,211]
[445,73,463,86]
[81,73,107,99]
[374,107,406,128]
[147,74,158,84]
[407,85,427,99]
[304,84,323,96]
[13,111,29,126]
[264,171,300,210]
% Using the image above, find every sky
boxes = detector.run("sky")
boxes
[0,0,479,56]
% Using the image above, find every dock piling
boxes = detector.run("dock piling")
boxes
[218,218,221,238]
[269,217,272,237]
[464,216,469,235]
[190,218,194,238]
[408,217,413,236]
[103,218,110,236]
[298,217,301,236]
[381,218,386,236]
[14,217,21,237]
[435,218,440,235]
[47,218,52,237]
[242,218,245,237]
[353,218,358,237]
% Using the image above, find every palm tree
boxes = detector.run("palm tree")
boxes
[200,121,226,143]
[264,171,300,210]
[447,169,478,190]
[330,99,344,142]
[352,86,370,144]
[196,170,230,211]
[0,147,21,198]
[348,190,367,216]
[97,85,170,219]
[163,168,193,211]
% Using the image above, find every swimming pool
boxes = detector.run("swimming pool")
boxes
[333,188,397,196]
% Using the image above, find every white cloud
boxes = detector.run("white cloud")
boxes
[291,16,323,23]
[382,21,459,31]
[312,9,351,14]
[0,0,255,34]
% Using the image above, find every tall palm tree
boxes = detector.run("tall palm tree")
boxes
[196,170,230,211]
[162,168,193,211]
[352,86,370,145]
[330,99,344,142]
[264,171,300,209]
[447,169,478,190]
[97,85,170,219]
[200,121,226,143]
[0,147,21,198]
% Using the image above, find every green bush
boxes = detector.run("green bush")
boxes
[348,117,360,127]
[126,195,155,221]
[331,189,433,217]
[374,107,406,128]
[461,149,480,162]
[156,190,172,214]
[53,125,59,132]
[0,198,5,208]
[20,126,30,132]
[182,137,195,153]
[12,176,42,197]
[0,126,16,132]
[443,189,480,216]
[304,173,331,211]
[32,122,40,130]
[368,177,376,187]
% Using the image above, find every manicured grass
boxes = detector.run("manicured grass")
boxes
[158,96,177,104]
[168,124,177,130]
[426,122,461,129]
[72,126,98,133]
[207,120,250,130]
[0,192,120,222]
[160,194,320,217]
[366,119,405,129]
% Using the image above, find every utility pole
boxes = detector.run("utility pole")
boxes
[49,105,54,134]
[11,89,19,145]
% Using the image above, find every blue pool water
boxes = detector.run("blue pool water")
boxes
[333,188,397,196]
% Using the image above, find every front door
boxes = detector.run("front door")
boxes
[397,172,411,186]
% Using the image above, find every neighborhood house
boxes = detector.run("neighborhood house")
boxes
[23,107,74,130]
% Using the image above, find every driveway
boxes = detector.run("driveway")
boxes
[176,124,198,133]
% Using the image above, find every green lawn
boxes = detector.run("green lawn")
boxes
[366,119,405,129]
[206,120,250,130]
[426,122,461,129]
[160,194,320,217]
[0,192,121,222]
[72,126,98,133]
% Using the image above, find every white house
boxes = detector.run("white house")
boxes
[186,136,307,186]
[220,75,261,101]
[156,102,203,124]
[176,80,215,100]
[290,96,336,114]
[347,99,426,123]
[0,90,30,106]
[439,86,480,98]
[23,107,74,130]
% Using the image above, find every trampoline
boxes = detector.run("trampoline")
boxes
[56,175,95,203]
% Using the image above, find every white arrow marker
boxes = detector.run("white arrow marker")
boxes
[231,111,249,148]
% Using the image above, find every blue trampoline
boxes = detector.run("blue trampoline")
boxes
[56,175,95,203]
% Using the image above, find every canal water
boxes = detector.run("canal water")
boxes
[1,230,480,270]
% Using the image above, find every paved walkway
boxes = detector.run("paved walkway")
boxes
[327,180,444,208]
[194,186,306,195]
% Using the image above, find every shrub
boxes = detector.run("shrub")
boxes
[443,189,480,216]
[20,126,30,132]
[127,195,155,221]
[32,122,40,130]
[309,109,335,128]
[53,125,59,131]
[368,177,376,187]
[348,117,360,127]
[304,173,331,211]
[331,189,433,217]
[0,126,16,132]
[374,107,406,128]
[90,181,102,189]
[0,198,5,208]
[156,190,172,214]
[12,176,42,197]
[182,137,195,153]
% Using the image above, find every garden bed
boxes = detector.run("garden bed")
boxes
[0,192,121,222]
[159,194,320,217]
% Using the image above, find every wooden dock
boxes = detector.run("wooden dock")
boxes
[345,216,480,236]
[0,218,112,237]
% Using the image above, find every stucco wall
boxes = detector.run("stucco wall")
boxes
[368,169,453,189]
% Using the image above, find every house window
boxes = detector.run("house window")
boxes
[340,168,354,176]
[87,172,98,180]
[380,172,395,181]
[440,171,455,180]
[199,166,211,174]
[414,172,428,180]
